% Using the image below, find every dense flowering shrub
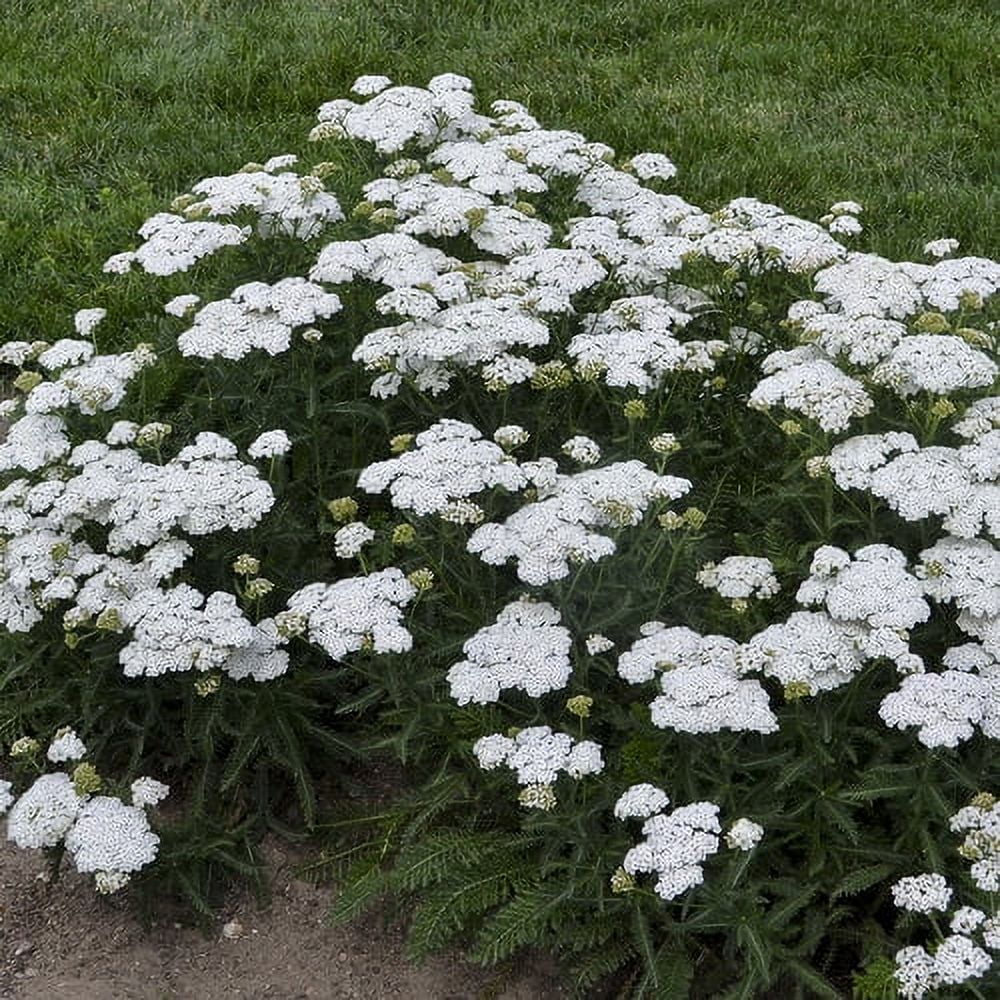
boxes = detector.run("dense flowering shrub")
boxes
[1,72,999,997]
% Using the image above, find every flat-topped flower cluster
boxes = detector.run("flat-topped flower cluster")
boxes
[1,70,998,995]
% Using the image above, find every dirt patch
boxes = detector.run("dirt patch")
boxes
[0,838,559,1000]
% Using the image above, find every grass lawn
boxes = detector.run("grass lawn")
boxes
[0,0,996,342]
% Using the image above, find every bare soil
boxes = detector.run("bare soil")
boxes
[0,838,560,1000]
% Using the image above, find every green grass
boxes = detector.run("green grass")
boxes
[1,0,997,341]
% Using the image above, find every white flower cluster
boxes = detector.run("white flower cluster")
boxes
[357,419,526,514]
[447,598,573,704]
[118,584,289,681]
[797,545,929,673]
[104,213,250,276]
[696,555,779,601]
[616,788,722,901]
[827,432,1000,541]
[950,796,1000,893]
[617,623,777,734]
[739,611,865,695]
[285,568,416,660]
[177,279,342,360]
[725,817,764,851]
[891,836,1000,999]
[748,349,872,433]
[566,296,706,392]
[21,345,158,418]
[472,726,603,809]
[333,521,374,559]
[469,460,690,584]
[2,729,167,894]
[185,157,344,239]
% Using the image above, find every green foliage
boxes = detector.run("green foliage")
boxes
[1,9,999,995]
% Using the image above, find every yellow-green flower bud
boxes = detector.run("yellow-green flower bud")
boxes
[682,507,707,530]
[183,202,212,220]
[513,201,536,217]
[957,327,991,348]
[370,207,397,227]
[610,867,637,894]
[352,200,374,219]
[929,398,957,419]
[9,736,39,758]
[50,541,71,562]
[779,419,802,436]
[244,578,274,600]
[958,290,983,311]
[407,567,434,592]
[389,433,415,454]
[327,497,359,522]
[622,399,647,421]
[658,511,684,531]
[517,783,557,811]
[566,695,593,719]
[530,361,573,390]
[310,161,339,178]
[232,553,260,576]
[970,792,997,810]
[649,433,680,456]
[13,371,42,394]
[194,673,221,697]
[392,523,417,546]
[464,207,488,230]
[805,456,829,479]
[95,608,123,632]
[72,762,102,796]
[913,311,950,334]
[783,680,812,701]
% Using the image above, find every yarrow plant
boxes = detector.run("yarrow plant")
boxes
[1,70,998,996]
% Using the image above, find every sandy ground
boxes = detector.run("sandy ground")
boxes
[0,838,560,1000]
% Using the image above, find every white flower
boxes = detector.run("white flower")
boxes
[891,873,953,914]
[613,783,670,820]
[585,633,614,655]
[0,780,14,815]
[46,728,88,763]
[351,75,393,96]
[950,907,986,934]
[725,818,763,851]
[64,795,160,874]
[334,521,375,558]
[6,772,82,849]
[629,153,677,181]
[447,599,572,704]
[894,946,939,999]
[622,801,721,901]
[248,429,292,459]
[164,294,201,317]
[286,569,416,660]
[130,777,170,808]
[472,726,603,787]
[358,419,527,515]
[932,934,991,986]
[561,435,601,465]
[696,556,779,601]
[924,238,960,259]
[493,425,530,449]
